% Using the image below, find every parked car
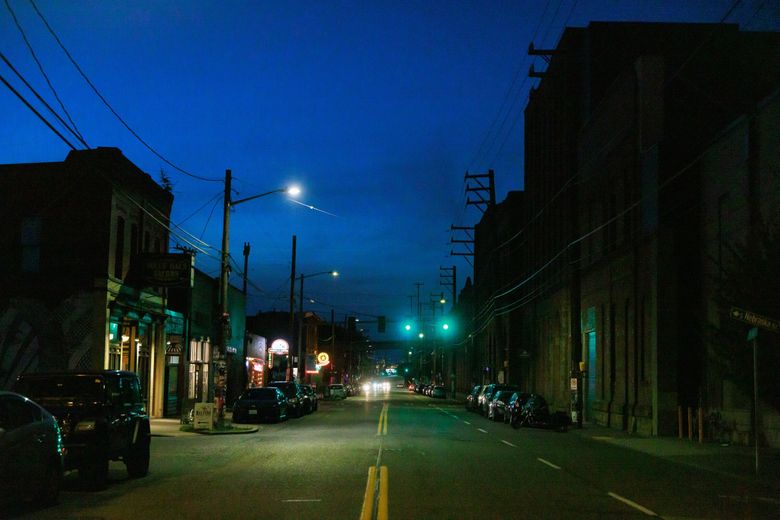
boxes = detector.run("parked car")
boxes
[232,387,288,423]
[0,391,64,506]
[465,385,483,412]
[327,384,347,400]
[515,393,570,432]
[479,384,520,415]
[487,390,514,421]
[415,383,426,394]
[301,385,318,412]
[505,392,531,425]
[266,381,306,418]
[13,370,150,489]
[430,386,446,399]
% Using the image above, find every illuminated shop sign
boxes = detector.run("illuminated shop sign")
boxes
[269,339,289,355]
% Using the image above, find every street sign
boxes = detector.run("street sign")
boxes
[729,307,780,333]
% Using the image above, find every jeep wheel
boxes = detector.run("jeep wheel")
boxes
[79,454,109,490]
[125,439,150,478]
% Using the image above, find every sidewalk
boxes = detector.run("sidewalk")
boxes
[150,411,258,437]
[571,423,780,490]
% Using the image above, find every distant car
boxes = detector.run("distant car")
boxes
[515,394,570,432]
[328,384,347,400]
[0,391,63,506]
[14,370,150,489]
[465,385,483,412]
[266,381,306,418]
[479,384,520,415]
[232,387,288,423]
[396,382,405,388]
[301,385,318,412]
[505,392,531,425]
[415,383,426,394]
[487,390,514,421]
[408,383,416,392]
[430,386,446,399]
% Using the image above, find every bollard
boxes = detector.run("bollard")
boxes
[678,406,683,439]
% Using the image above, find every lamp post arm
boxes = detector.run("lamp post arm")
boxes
[231,187,287,207]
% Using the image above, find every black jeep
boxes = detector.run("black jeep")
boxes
[14,370,150,488]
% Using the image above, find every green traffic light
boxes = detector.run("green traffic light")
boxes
[404,324,411,331]
[442,323,449,330]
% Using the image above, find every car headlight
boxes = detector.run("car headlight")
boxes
[289,398,299,405]
[362,384,370,393]
[75,420,96,432]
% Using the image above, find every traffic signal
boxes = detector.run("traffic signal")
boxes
[378,315,386,333]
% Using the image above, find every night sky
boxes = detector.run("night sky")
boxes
[2,1,776,339]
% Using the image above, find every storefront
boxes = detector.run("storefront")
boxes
[245,334,267,388]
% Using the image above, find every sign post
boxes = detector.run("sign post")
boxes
[729,307,780,475]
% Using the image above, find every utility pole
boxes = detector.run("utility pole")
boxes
[288,235,296,381]
[440,265,456,310]
[297,274,305,382]
[242,242,250,296]
[216,169,232,426]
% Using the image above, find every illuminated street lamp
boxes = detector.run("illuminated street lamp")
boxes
[217,169,300,424]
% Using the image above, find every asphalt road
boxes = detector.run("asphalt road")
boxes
[7,381,779,520]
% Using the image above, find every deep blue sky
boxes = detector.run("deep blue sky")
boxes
[2,1,775,339]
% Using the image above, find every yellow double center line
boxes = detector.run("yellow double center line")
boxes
[360,466,388,520]
[361,403,389,520]
[377,402,389,435]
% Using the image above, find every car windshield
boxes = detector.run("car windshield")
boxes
[243,388,277,400]
[14,375,103,404]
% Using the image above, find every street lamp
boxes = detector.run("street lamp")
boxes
[217,169,300,425]
[296,270,339,381]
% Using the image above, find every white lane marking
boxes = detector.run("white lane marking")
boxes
[281,499,322,503]
[537,458,561,470]
[463,421,471,425]
[501,440,516,447]
[607,492,657,516]
[451,415,459,420]
[477,428,488,433]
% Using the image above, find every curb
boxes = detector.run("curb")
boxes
[180,424,259,435]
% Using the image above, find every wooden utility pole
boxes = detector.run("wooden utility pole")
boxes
[242,242,250,295]
[288,235,297,381]
[216,168,232,425]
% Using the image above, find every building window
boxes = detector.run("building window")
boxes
[114,216,125,278]
[20,216,41,273]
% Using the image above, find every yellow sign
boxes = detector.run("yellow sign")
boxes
[317,352,330,366]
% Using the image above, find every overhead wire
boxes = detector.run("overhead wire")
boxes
[27,0,221,183]
[4,0,87,146]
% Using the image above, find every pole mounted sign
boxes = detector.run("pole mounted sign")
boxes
[729,306,779,476]
[729,306,780,332]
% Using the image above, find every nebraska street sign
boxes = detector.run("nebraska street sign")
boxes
[730,307,780,333]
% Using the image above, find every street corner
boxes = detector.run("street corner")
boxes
[180,422,260,435]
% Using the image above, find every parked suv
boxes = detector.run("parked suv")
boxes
[266,381,306,417]
[14,370,150,488]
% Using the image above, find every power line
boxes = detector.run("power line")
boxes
[0,51,88,148]
[0,71,77,149]
[4,0,87,146]
[27,0,221,183]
